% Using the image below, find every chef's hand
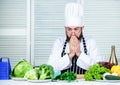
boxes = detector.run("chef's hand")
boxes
[69,36,81,59]
[74,36,81,56]
[69,36,76,59]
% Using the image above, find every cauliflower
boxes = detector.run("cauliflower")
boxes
[24,68,39,80]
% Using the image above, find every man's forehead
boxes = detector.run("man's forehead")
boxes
[65,26,83,29]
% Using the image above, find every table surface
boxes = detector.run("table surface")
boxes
[1,79,120,85]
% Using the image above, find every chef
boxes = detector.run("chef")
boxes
[48,2,103,74]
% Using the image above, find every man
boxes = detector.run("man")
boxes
[48,2,103,74]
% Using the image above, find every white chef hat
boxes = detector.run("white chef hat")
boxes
[65,2,84,26]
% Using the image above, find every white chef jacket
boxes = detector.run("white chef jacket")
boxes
[48,36,103,71]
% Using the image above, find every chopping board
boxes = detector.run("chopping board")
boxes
[76,74,84,79]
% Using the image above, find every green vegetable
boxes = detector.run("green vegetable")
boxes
[11,60,33,78]
[105,75,120,80]
[24,68,39,80]
[84,64,110,81]
[54,71,76,82]
[38,64,54,80]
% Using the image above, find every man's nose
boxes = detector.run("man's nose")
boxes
[71,30,75,35]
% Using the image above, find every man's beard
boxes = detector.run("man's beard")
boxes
[66,32,83,42]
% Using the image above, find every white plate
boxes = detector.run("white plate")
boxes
[28,79,51,83]
[12,78,27,81]
[51,79,78,82]
[95,80,120,83]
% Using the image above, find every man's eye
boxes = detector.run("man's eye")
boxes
[74,28,79,30]
[68,28,72,31]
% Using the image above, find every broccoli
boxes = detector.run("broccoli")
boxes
[38,64,54,80]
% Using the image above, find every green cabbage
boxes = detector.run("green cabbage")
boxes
[11,60,33,78]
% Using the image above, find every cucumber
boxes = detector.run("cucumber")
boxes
[105,75,120,80]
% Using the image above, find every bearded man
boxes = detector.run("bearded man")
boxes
[48,2,103,74]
